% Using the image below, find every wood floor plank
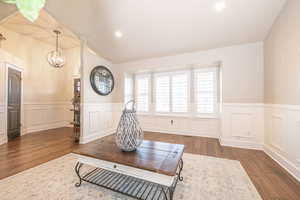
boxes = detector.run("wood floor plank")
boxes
[0,128,299,200]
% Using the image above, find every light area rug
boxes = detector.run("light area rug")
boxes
[0,153,262,200]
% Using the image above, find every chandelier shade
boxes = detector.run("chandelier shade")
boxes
[47,30,65,68]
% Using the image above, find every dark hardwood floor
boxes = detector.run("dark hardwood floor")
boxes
[0,128,299,200]
[0,128,78,179]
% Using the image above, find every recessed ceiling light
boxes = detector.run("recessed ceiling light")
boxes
[115,31,123,38]
[215,2,226,12]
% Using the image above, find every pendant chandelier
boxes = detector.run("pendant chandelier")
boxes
[47,30,65,68]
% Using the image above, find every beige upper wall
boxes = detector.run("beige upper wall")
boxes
[0,26,79,103]
[113,42,264,104]
[264,0,300,105]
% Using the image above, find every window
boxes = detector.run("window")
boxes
[135,74,150,112]
[131,66,219,117]
[194,68,218,114]
[154,71,189,113]
[124,75,134,104]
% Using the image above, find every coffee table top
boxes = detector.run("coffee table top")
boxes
[73,138,185,176]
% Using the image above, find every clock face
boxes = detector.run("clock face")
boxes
[90,66,114,96]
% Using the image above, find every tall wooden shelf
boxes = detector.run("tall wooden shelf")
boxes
[71,78,80,142]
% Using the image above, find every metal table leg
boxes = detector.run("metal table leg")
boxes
[178,158,184,182]
[75,162,83,187]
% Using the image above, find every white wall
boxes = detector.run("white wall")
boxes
[263,0,300,181]
[113,42,264,104]
[113,42,264,145]
[80,44,115,144]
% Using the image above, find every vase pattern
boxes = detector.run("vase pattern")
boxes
[115,101,144,151]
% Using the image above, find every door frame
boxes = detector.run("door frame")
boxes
[4,62,24,142]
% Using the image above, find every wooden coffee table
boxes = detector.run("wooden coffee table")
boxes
[73,139,185,200]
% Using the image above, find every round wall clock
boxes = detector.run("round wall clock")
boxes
[90,66,114,96]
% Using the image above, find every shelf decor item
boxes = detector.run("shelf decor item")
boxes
[116,100,144,152]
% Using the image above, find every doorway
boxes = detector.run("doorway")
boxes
[7,67,21,141]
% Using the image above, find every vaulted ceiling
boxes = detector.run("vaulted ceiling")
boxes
[0,0,286,63]
[1,10,80,49]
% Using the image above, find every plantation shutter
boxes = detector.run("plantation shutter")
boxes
[155,75,170,112]
[172,73,188,112]
[124,75,134,104]
[136,75,150,112]
[194,68,217,114]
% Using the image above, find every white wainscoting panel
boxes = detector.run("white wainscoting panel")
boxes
[137,114,220,138]
[23,102,72,134]
[264,104,300,181]
[270,115,285,152]
[220,104,264,149]
[231,113,254,138]
[80,103,115,144]
[0,104,6,145]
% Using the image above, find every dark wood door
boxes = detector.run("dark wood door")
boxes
[7,67,21,141]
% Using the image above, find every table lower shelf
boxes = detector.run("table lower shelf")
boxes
[74,161,183,200]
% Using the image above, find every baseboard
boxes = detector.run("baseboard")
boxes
[264,144,300,182]
[219,138,263,150]
[26,121,69,134]
[80,128,116,144]
[143,128,219,139]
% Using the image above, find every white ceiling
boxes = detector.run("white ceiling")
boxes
[0,0,286,63]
